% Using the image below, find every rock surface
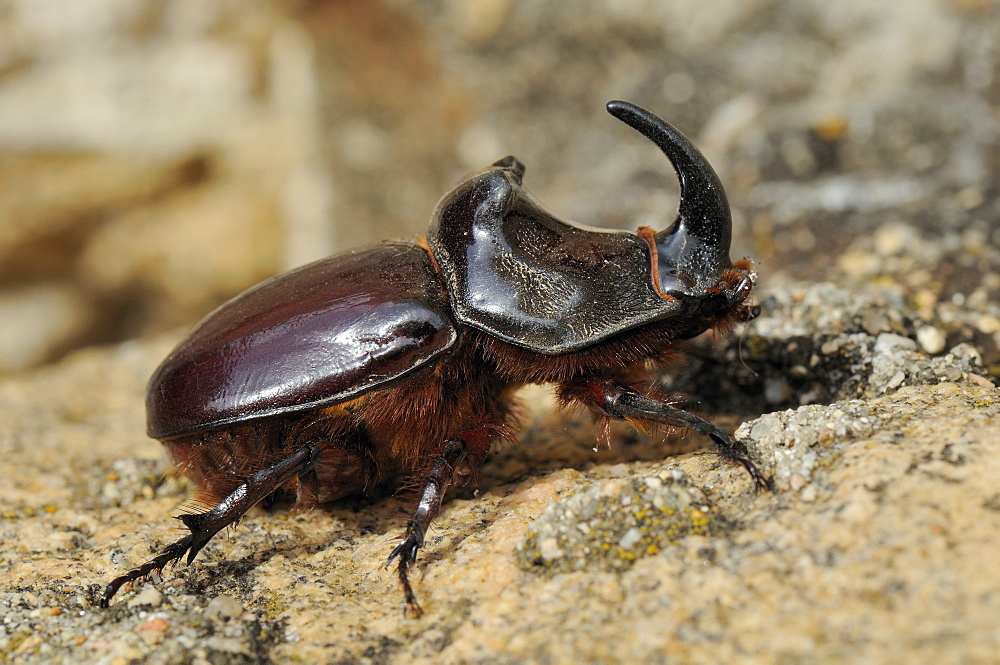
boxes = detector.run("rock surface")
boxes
[1,313,997,664]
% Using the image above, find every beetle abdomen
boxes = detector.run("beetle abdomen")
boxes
[165,416,377,506]
[147,242,458,439]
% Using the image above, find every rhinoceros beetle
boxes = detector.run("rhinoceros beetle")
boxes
[100,100,765,614]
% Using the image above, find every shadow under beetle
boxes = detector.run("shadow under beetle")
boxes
[100,100,767,615]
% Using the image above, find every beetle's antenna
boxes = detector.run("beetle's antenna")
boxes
[734,249,773,379]
[736,308,760,379]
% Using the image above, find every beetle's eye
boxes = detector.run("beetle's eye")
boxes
[728,275,753,305]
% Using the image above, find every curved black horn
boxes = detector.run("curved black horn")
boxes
[606,101,732,292]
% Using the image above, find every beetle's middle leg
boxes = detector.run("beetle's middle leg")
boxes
[385,437,466,618]
[385,416,506,618]
[565,377,770,491]
[99,441,325,607]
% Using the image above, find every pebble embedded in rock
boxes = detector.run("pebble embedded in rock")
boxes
[126,586,163,609]
[917,326,947,354]
[204,595,243,621]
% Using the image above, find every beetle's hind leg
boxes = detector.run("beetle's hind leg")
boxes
[567,378,770,491]
[99,442,323,607]
[99,536,193,608]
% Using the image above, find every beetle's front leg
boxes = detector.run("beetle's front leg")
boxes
[386,437,468,618]
[568,378,770,491]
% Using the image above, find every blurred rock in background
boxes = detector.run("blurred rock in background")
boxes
[0,0,997,377]
[0,1,321,368]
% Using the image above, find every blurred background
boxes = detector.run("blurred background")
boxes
[0,0,997,374]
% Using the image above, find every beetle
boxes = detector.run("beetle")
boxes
[99,100,766,614]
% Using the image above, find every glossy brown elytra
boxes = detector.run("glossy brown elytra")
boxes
[100,101,767,615]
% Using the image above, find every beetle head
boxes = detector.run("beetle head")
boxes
[607,101,744,300]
